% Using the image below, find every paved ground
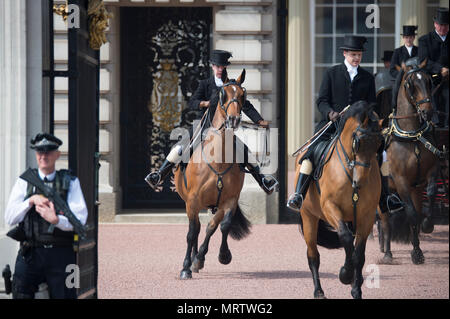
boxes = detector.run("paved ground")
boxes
[98,223,449,299]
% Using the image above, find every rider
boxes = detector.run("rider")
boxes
[287,35,376,210]
[391,25,419,111]
[145,50,278,194]
[418,7,449,128]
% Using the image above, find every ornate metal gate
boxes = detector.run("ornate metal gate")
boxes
[120,7,212,209]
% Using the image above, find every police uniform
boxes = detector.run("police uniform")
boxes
[418,8,449,127]
[288,35,376,210]
[4,133,88,299]
[145,50,278,194]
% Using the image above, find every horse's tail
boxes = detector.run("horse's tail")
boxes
[298,214,343,249]
[388,210,412,243]
[229,205,252,241]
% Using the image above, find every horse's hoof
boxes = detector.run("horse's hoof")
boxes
[351,288,362,299]
[218,250,232,265]
[380,251,393,264]
[421,217,434,234]
[191,257,204,272]
[411,249,425,265]
[339,266,354,285]
[180,270,192,280]
[314,289,326,299]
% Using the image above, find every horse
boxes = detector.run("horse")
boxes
[173,69,252,280]
[292,101,382,299]
[377,59,446,264]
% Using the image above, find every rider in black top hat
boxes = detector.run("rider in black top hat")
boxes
[390,25,419,110]
[287,35,376,210]
[145,50,278,194]
[419,7,449,127]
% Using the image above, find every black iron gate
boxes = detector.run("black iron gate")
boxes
[120,7,212,209]
[44,0,99,299]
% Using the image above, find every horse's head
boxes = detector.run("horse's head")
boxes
[338,101,382,175]
[401,58,433,122]
[218,69,247,129]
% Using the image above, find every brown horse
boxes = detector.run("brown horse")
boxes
[174,70,251,280]
[378,59,446,264]
[292,101,382,299]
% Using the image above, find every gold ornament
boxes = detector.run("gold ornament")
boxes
[88,0,113,50]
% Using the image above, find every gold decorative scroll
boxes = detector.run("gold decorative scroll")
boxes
[53,2,69,21]
[88,0,113,50]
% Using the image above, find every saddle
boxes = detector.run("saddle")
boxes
[301,134,338,194]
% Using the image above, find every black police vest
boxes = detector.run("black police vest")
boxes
[21,169,75,246]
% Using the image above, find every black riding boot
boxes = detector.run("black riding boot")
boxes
[287,173,312,211]
[145,159,175,189]
[246,163,278,195]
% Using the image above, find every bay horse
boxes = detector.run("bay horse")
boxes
[174,70,251,280]
[293,101,382,299]
[378,59,447,264]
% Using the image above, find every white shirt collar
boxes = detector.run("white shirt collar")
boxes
[344,59,358,81]
[435,30,447,42]
[405,44,413,56]
[214,76,224,87]
[38,169,56,181]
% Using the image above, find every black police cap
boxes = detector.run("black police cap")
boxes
[30,133,62,152]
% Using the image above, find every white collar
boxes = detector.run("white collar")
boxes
[214,76,224,87]
[344,59,358,73]
[38,169,56,181]
[435,30,447,42]
[405,44,413,54]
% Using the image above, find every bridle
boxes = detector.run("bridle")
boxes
[402,68,433,123]
[218,80,246,130]
[336,121,382,235]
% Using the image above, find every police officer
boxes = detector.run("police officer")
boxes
[4,133,88,299]
[145,50,278,194]
[390,25,419,110]
[419,7,449,127]
[287,35,376,210]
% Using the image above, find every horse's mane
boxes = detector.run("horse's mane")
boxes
[337,101,379,136]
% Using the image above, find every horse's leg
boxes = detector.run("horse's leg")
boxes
[409,188,425,264]
[337,220,355,286]
[378,208,393,263]
[180,212,200,280]
[191,211,222,272]
[423,167,438,234]
[351,236,367,299]
[302,210,325,299]
[218,209,233,265]
[191,219,201,262]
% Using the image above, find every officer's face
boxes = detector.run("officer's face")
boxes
[35,150,61,172]
[343,51,363,67]
[403,35,415,47]
[212,64,226,79]
[435,22,449,36]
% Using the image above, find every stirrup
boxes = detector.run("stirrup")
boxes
[286,193,304,211]
[144,172,161,190]
[262,175,279,194]
[386,194,404,214]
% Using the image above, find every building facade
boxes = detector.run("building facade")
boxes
[1,0,448,291]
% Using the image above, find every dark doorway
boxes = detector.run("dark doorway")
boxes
[120,7,212,209]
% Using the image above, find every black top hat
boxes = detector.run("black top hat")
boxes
[339,35,367,51]
[210,50,232,66]
[434,7,449,25]
[381,50,394,62]
[401,25,418,36]
[30,133,62,152]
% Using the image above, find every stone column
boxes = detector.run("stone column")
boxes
[0,0,27,278]
[287,0,312,155]
[400,0,428,44]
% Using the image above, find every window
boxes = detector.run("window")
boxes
[312,0,396,122]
